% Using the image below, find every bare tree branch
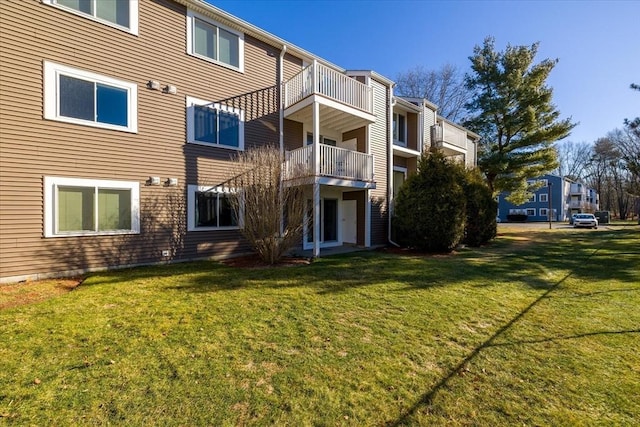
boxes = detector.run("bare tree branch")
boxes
[395,64,471,122]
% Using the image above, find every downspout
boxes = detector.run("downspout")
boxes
[433,108,438,151]
[279,44,287,152]
[388,87,400,247]
[474,136,478,168]
[278,45,287,236]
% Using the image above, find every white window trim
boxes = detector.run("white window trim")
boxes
[526,208,536,216]
[528,194,536,202]
[43,61,138,133]
[539,194,548,203]
[186,96,244,150]
[393,112,407,146]
[187,185,241,231]
[186,10,244,73]
[539,208,548,217]
[42,0,139,36]
[44,176,140,238]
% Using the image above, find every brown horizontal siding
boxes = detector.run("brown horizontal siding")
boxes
[0,0,303,281]
[342,127,366,153]
[393,156,408,168]
[283,119,303,151]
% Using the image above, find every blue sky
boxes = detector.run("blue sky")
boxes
[210,0,639,144]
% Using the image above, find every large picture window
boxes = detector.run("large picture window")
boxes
[187,185,240,231]
[43,0,138,35]
[187,10,244,71]
[44,177,140,237]
[186,96,244,150]
[44,61,138,133]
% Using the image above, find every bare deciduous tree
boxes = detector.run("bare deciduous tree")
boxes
[227,145,307,264]
[585,135,632,219]
[622,83,640,200]
[554,140,591,181]
[395,63,470,121]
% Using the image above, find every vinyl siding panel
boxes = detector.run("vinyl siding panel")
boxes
[368,79,389,246]
[423,104,437,149]
[284,119,303,151]
[0,0,305,281]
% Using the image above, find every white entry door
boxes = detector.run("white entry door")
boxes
[342,200,357,244]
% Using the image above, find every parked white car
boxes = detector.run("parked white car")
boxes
[573,213,598,229]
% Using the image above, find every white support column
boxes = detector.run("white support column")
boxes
[312,97,321,257]
[313,183,321,257]
[365,189,371,247]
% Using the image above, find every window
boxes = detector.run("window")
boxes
[187,10,244,71]
[540,208,548,217]
[306,133,337,146]
[539,194,548,203]
[187,185,239,231]
[44,61,137,133]
[186,96,244,150]
[393,113,407,145]
[528,194,536,202]
[44,177,140,237]
[43,0,138,35]
[526,208,536,216]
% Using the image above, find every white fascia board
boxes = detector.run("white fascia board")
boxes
[393,97,423,113]
[399,96,439,111]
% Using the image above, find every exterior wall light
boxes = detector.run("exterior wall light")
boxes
[147,80,160,90]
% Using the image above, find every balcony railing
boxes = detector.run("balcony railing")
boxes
[285,144,374,182]
[569,184,584,195]
[431,123,467,151]
[283,62,373,114]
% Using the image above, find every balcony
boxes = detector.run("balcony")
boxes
[569,184,584,195]
[284,144,375,188]
[431,122,468,156]
[283,62,375,132]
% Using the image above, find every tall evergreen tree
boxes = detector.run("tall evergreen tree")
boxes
[464,37,576,204]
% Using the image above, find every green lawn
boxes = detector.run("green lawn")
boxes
[1,225,639,425]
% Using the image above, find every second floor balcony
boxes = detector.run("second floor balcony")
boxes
[283,62,375,133]
[284,144,375,188]
[569,183,585,195]
[431,122,468,156]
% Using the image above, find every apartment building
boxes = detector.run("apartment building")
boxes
[0,0,477,283]
[497,174,599,222]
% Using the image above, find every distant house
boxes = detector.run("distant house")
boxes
[497,174,599,222]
